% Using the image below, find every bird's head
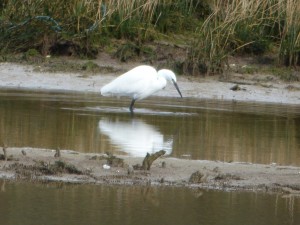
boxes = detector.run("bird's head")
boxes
[158,69,182,98]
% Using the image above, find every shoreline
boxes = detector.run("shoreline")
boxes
[1,147,300,195]
[0,62,300,194]
[0,62,299,105]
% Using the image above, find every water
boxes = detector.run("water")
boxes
[0,181,299,225]
[0,89,300,165]
[1,89,300,225]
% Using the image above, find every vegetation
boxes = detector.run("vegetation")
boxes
[0,0,299,75]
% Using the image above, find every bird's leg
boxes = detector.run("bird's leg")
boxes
[129,99,135,113]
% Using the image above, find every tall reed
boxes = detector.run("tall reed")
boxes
[278,0,300,66]
[0,0,299,73]
[188,0,300,74]
[1,0,191,54]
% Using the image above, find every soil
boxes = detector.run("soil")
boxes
[0,55,299,104]
[1,147,300,196]
[0,56,300,195]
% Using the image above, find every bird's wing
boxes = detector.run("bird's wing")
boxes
[101,66,158,98]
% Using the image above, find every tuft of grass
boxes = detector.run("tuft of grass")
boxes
[114,41,155,62]
[189,171,204,183]
[187,0,300,75]
[36,160,84,175]
[231,65,259,75]
[81,61,99,72]
[105,153,124,167]
[10,160,86,180]
[262,67,300,82]
[278,0,300,67]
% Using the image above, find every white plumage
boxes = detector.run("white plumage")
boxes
[99,118,173,157]
[101,65,182,113]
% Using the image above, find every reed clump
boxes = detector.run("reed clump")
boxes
[0,0,299,75]
[187,0,300,74]
[0,0,193,55]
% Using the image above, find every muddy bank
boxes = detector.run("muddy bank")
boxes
[0,62,299,104]
[0,62,300,194]
[1,147,300,195]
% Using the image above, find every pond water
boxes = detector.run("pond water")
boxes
[0,181,299,225]
[1,89,300,225]
[0,89,299,165]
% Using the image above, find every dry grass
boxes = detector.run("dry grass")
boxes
[0,0,299,74]
[188,0,300,74]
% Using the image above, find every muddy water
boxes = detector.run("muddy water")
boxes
[0,181,299,225]
[0,89,300,165]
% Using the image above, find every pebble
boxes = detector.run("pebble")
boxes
[103,164,111,169]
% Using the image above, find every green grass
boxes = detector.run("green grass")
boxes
[0,0,299,75]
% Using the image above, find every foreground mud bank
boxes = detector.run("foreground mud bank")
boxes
[1,147,300,195]
[0,62,300,194]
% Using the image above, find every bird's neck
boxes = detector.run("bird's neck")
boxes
[157,70,170,82]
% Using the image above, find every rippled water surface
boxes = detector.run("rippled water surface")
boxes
[1,89,300,225]
[0,89,300,165]
[0,181,299,225]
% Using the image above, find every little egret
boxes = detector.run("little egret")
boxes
[100,65,183,113]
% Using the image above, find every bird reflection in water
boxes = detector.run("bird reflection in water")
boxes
[98,118,173,157]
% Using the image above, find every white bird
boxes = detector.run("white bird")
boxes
[100,65,183,113]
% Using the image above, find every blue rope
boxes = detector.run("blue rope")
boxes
[5,3,107,34]
[7,16,62,32]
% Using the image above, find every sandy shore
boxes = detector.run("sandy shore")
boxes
[1,147,300,195]
[0,62,299,104]
[0,62,300,194]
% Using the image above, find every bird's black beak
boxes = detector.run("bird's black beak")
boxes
[172,79,183,98]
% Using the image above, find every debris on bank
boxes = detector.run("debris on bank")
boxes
[0,147,300,196]
[133,150,166,170]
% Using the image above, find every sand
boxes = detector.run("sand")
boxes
[0,62,300,195]
[0,62,299,104]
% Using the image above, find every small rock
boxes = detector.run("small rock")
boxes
[103,164,111,170]
[90,155,98,160]
[133,164,142,170]
[189,171,204,183]
[2,146,7,161]
[54,147,61,158]
[127,165,134,175]
[107,156,124,167]
[230,84,241,91]
[213,167,220,173]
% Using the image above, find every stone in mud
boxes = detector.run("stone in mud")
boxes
[189,171,204,183]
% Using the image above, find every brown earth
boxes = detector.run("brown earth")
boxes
[1,147,300,196]
[0,55,299,104]
[0,57,300,195]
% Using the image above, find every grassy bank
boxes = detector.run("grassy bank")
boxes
[0,0,299,75]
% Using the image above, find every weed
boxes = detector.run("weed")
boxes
[106,154,124,167]
[188,0,300,74]
[189,171,204,183]
[81,61,100,72]
[37,160,84,175]
[0,0,299,75]
[263,67,300,82]
[10,160,84,179]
